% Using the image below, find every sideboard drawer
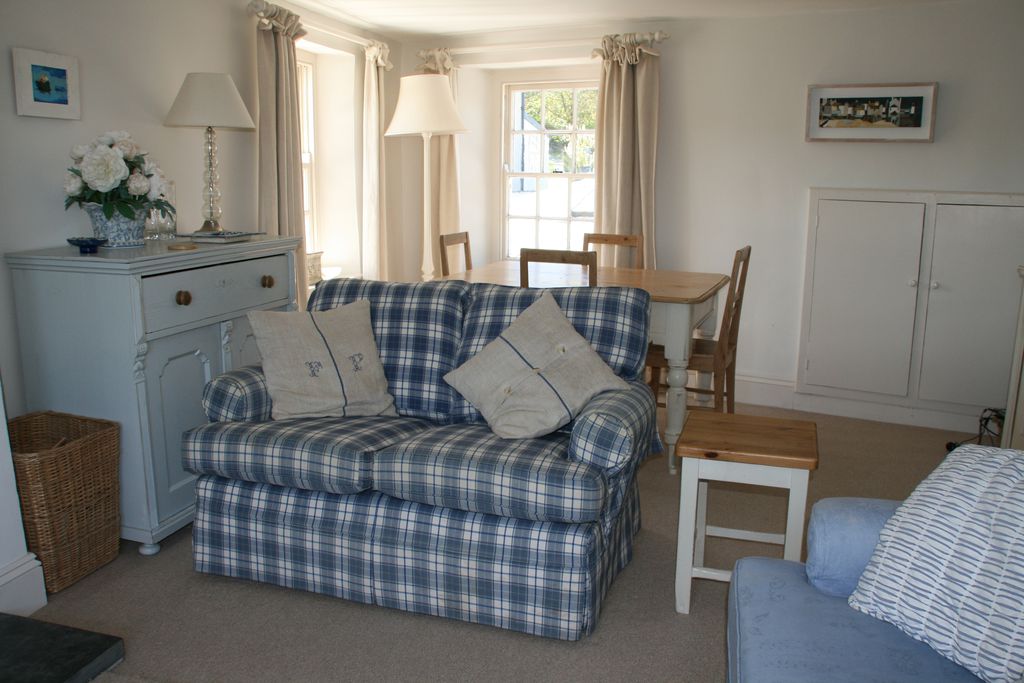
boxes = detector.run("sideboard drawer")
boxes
[142,255,289,333]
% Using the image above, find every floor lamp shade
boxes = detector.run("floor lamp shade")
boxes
[165,73,255,232]
[385,74,467,280]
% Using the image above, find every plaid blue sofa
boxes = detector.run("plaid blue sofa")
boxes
[183,278,657,640]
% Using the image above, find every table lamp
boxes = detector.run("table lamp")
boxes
[385,73,467,280]
[165,73,255,232]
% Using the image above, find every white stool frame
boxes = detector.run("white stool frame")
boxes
[674,457,810,614]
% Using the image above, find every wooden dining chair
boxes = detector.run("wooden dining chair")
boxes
[647,245,752,412]
[439,231,472,277]
[582,232,645,269]
[520,248,598,288]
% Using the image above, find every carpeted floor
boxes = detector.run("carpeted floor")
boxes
[32,405,972,683]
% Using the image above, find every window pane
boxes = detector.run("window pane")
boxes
[570,177,594,219]
[545,134,571,173]
[507,177,536,216]
[511,134,542,173]
[539,219,568,250]
[512,90,541,131]
[577,89,597,130]
[570,221,593,251]
[575,134,595,173]
[508,218,536,257]
[539,177,569,218]
[543,89,573,130]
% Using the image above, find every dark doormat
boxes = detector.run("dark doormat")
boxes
[0,612,124,683]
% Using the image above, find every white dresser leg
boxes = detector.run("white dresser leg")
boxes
[138,543,161,556]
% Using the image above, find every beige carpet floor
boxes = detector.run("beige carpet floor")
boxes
[32,405,975,683]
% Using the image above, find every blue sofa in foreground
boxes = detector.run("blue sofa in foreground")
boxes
[728,497,981,682]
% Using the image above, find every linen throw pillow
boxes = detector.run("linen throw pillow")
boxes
[848,445,1024,683]
[247,300,397,420]
[444,291,629,439]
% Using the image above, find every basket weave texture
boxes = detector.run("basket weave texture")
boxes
[8,411,120,593]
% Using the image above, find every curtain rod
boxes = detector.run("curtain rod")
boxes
[301,19,375,47]
[448,31,668,56]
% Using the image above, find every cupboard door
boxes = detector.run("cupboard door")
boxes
[918,205,1024,406]
[224,314,263,371]
[804,199,925,396]
[144,324,223,522]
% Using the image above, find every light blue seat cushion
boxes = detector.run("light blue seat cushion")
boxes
[805,497,901,598]
[728,557,980,683]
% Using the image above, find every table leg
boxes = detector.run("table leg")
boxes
[663,304,694,474]
[694,480,708,568]
[783,470,810,561]
[675,458,700,614]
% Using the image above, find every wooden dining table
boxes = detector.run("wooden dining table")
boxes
[441,260,730,473]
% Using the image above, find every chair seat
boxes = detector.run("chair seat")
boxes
[646,340,717,371]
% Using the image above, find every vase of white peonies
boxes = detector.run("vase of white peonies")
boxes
[64,131,175,248]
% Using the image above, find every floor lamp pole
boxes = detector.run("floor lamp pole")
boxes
[420,131,434,281]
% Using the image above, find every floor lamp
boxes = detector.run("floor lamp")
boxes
[385,74,467,281]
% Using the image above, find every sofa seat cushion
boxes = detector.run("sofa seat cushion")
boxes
[372,423,606,523]
[183,416,433,495]
[728,557,980,683]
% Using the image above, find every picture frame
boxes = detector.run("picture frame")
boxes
[805,82,936,142]
[12,48,80,120]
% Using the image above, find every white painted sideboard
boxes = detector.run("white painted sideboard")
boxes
[798,189,1024,421]
[6,236,299,554]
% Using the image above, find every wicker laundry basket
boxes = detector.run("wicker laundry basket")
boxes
[8,411,120,593]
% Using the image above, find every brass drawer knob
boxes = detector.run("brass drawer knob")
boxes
[175,290,192,306]
[260,275,275,289]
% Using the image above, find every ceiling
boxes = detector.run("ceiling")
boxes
[289,0,960,37]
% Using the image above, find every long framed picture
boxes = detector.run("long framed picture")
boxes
[806,83,936,142]
[12,48,80,120]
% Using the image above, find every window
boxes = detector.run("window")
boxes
[502,82,598,259]
[296,58,317,252]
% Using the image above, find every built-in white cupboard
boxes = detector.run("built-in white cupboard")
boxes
[798,189,1024,419]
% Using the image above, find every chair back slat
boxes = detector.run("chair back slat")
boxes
[519,249,598,287]
[716,246,752,363]
[582,232,644,269]
[439,231,472,277]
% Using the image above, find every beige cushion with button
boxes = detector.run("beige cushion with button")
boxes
[444,291,628,439]
[248,300,397,420]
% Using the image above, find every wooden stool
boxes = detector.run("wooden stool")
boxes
[674,411,818,614]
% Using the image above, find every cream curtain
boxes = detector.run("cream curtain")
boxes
[593,32,665,269]
[250,0,308,297]
[362,41,392,280]
[419,48,462,279]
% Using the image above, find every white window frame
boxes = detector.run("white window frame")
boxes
[296,56,318,253]
[500,79,599,260]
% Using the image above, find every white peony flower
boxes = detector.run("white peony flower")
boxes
[147,170,168,201]
[70,144,91,162]
[63,171,84,196]
[80,145,129,192]
[114,138,140,160]
[97,130,131,146]
[126,171,150,196]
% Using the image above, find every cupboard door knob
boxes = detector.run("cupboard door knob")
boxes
[930,281,940,289]
[907,279,918,287]
[175,290,192,306]
[261,275,275,288]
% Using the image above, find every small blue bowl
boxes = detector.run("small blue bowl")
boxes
[67,237,108,254]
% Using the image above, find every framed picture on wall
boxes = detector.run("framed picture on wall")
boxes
[12,48,81,120]
[806,83,937,142]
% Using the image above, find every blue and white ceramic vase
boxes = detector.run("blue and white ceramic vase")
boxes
[83,202,146,248]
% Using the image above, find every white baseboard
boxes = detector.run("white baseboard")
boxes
[0,552,47,615]
[733,375,980,433]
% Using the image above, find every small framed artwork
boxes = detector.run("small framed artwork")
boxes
[12,48,80,120]
[806,82,936,142]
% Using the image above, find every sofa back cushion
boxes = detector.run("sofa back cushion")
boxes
[308,279,470,422]
[451,284,650,423]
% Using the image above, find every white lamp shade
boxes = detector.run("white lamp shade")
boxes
[385,74,467,136]
[165,73,255,129]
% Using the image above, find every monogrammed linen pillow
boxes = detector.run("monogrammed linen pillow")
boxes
[247,300,396,419]
[444,291,628,439]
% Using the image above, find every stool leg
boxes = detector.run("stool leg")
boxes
[783,470,810,561]
[675,458,700,614]
[694,480,708,568]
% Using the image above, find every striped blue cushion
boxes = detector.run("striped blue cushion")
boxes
[452,284,650,422]
[849,445,1024,683]
[307,278,471,422]
[373,423,605,523]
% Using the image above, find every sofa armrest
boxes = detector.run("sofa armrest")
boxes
[201,366,273,423]
[569,380,660,474]
[805,497,901,598]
